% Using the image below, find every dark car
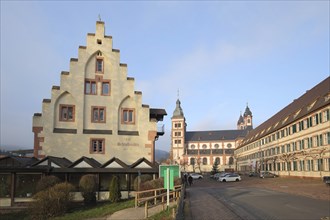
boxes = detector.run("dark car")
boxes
[248,172,259,177]
[259,171,278,178]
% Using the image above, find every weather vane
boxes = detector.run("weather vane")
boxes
[98,14,102,21]
[177,89,180,99]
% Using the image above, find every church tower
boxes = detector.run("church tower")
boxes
[171,99,186,165]
[237,112,244,130]
[243,104,253,129]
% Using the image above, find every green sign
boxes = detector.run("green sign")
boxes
[159,165,180,190]
[159,165,180,178]
[163,169,174,190]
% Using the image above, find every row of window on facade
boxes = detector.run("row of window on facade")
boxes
[237,132,330,161]
[190,143,233,149]
[237,108,330,154]
[186,149,234,155]
[174,142,233,149]
[260,158,330,172]
[85,80,110,95]
[188,156,234,165]
[60,105,135,124]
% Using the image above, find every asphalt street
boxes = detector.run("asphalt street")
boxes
[184,177,330,220]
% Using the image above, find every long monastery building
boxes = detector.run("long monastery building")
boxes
[235,77,330,178]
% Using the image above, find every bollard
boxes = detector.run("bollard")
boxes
[145,201,148,218]
[154,190,157,205]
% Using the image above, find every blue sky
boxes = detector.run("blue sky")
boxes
[1,1,329,152]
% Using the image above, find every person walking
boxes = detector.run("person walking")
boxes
[188,175,193,186]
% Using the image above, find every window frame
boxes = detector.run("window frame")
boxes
[90,138,105,154]
[59,104,75,122]
[85,79,97,95]
[122,108,135,124]
[95,57,104,73]
[101,81,111,96]
[91,106,106,123]
[174,123,181,128]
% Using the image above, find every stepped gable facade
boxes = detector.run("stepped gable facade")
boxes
[32,21,166,164]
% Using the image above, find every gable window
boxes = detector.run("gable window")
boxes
[92,106,106,123]
[60,105,75,122]
[102,82,110,95]
[96,58,104,73]
[122,108,135,124]
[90,139,105,154]
[85,80,97,95]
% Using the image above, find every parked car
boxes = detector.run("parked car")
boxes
[322,176,330,185]
[249,172,259,177]
[218,173,241,182]
[190,173,203,179]
[259,171,278,178]
[212,173,223,180]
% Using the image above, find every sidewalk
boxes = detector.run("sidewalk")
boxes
[106,202,176,220]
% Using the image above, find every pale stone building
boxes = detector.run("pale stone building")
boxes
[235,77,330,178]
[170,99,252,172]
[32,21,166,164]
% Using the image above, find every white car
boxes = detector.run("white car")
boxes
[215,172,230,180]
[218,173,241,182]
[190,173,203,179]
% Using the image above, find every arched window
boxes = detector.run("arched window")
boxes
[202,157,207,165]
[202,144,207,149]
[215,157,220,165]
[214,144,219,149]
[248,119,251,123]
[229,156,234,165]
[190,158,195,165]
[191,145,195,149]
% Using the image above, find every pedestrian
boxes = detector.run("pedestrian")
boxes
[184,173,188,186]
[188,175,193,186]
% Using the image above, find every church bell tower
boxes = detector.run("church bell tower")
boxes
[171,99,186,165]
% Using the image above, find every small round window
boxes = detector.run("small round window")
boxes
[191,145,196,149]
[214,144,219,149]
[202,144,207,149]
[227,143,232,148]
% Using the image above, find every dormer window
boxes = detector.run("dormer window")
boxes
[307,99,317,111]
[294,109,301,118]
[324,93,330,102]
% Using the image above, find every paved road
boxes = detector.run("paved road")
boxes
[184,177,330,220]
